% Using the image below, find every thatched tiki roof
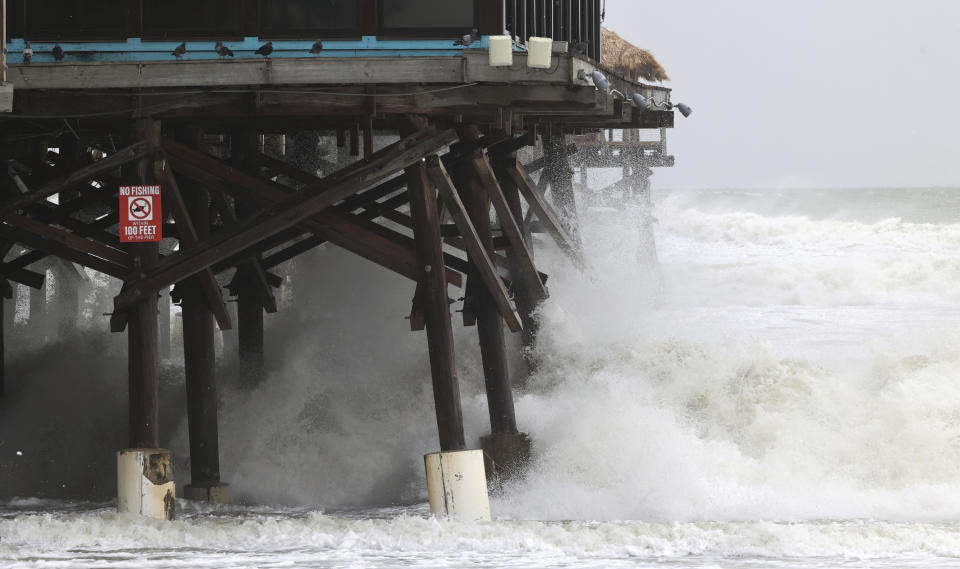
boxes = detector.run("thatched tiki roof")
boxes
[601,27,669,83]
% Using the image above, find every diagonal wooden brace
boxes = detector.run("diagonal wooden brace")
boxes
[113,128,459,314]
[426,157,522,333]
[208,189,278,314]
[505,160,586,269]
[154,164,233,330]
[469,157,548,302]
[0,214,129,278]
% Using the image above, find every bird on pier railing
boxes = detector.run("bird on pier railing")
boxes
[22,41,33,64]
[171,42,186,60]
[568,40,589,55]
[309,40,324,56]
[255,42,274,58]
[453,28,480,47]
[51,44,65,62]
[214,41,234,59]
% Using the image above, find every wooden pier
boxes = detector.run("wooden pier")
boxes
[0,0,681,518]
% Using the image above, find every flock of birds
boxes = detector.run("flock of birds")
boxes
[18,30,561,63]
[19,39,325,63]
[19,30,499,64]
[23,28,496,64]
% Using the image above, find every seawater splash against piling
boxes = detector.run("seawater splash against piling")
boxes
[5,188,960,566]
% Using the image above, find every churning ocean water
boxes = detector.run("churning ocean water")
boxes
[5,187,960,568]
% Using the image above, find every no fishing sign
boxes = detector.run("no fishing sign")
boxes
[119,185,162,243]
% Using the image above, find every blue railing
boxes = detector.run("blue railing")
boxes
[4,36,495,64]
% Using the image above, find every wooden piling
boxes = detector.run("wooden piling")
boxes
[126,119,161,449]
[179,126,222,487]
[0,299,5,398]
[493,154,541,369]
[455,126,518,435]
[403,117,466,452]
[232,133,267,389]
[544,135,581,244]
[28,275,46,341]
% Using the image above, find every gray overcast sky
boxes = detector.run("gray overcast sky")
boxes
[604,0,960,189]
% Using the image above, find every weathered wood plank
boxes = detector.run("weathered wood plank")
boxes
[427,158,522,333]
[11,57,466,90]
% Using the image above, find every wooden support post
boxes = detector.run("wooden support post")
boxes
[543,136,582,247]
[350,123,361,157]
[28,274,47,342]
[453,126,519,436]
[177,127,223,496]
[233,133,266,389]
[159,287,171,361]
[403,118,465,452]
[507,160,586,269]
[0,298,5,398]
[496,157,541,365]
[126,119,161,449]
[362,116,375,158]
[52,261,81,339]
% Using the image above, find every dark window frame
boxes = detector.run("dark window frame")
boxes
[258,0,363,40]
[21,0,127,42]
[139,0,246,41]
[376,0,480,38]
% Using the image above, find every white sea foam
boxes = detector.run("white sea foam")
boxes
[5,188,960,567]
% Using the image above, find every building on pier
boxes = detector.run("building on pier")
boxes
[0,0,683,520]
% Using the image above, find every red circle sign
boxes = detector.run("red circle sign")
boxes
[130,197,152,220]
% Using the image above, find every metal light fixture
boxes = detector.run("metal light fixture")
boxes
[590,70,611,93]
[675,103,693,117]
[631,93,651,110]
[630,93,693,118]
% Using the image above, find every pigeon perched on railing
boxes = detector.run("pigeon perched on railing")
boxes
[171,42,186,60]
[51,44,65,62]
[255,42,274,57]
[568,40,589,55]
[22,41,33,64]
[214,41,234,59]
[309,40,324,56]
[453,28,480,47]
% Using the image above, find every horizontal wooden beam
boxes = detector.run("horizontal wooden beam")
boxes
[113,127,460,312]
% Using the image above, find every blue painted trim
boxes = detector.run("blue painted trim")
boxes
[4,35,524,64]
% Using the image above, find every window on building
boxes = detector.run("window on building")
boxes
[379,0,477,36]
[141,0,244,39]
[23,0,125,41]
[260,0,362,38]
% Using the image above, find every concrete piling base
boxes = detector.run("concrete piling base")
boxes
[117,448,176,520]
[480,432,532,481]
[424,449,491,522]
[184,482,230,504]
